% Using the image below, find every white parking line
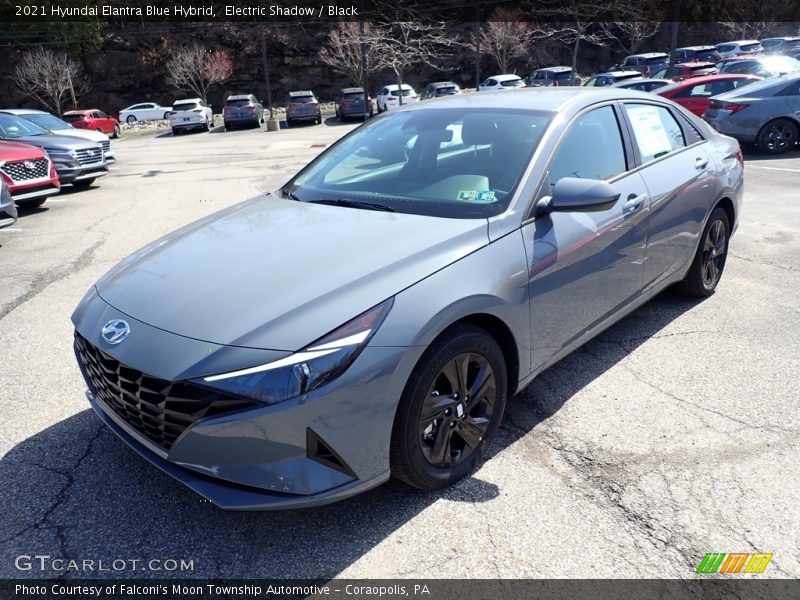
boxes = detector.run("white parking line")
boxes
[1,228,23,232]
[747,165,800,173]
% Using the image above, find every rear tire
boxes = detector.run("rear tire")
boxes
[72,179,95,189]
[390,325,507,490]
[756,118,798,155]
[677,207,730,297]
[224,121,231,130]
[126,116,136,124]
[112,124,121,139]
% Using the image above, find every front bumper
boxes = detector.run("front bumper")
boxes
[55,161,109,184]
[0,197,17,228]
[287,111,321,122]
[72,292,411,509]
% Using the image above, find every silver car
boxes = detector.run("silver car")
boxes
[704,71,800,154]
[73,89,743,510]
[0,178,17,229]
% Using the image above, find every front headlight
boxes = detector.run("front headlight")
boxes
[193,298,394,405]
[42,147,72,155]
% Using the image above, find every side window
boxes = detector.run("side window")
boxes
[486,79,497,87]
[624,103,686,163]
[97,111,108,118]
[674,111,705,145]
[548,105,627,187]
[380,88,389,96]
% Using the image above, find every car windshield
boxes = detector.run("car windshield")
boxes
[0,113,50,138]
[172,103,198,111]
[284,108,553,219]
[21,113,70,130]
[289,95,316,103]
[225,99,252,107]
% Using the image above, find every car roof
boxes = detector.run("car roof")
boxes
[717,40,760,46]
[431,81,459,87]
[536,66,573,72]
[289,90,315,96]
[594,71,639,78]
[226,94,254,100]
[612,78,670,87]
[340,87,364,93]
[659,73,761,91]
[628,52,668,59]
[677,45,716,51]
[679,61,717,67]
[761,37,800,42]
[390,87,673,115]
[0,109,48,115]
[174,98,202,103]
[489,74,522,81]
[382,84,413,90]
[63,109,96,114]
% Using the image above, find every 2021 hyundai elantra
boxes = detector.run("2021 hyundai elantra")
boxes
[73,88,743,510]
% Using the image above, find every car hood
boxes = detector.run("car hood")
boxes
[10,133,99,151]
[0,139,47,159]
[53,128,109,142]
[92,195,490,351]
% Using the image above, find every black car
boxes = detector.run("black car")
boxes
[420,81,462,99]
[582,71,641,87]
[613,52,669,77]
[525,66,578,86]
[335,88,373,121]
[611,78,671,92]
[674,46,721,64]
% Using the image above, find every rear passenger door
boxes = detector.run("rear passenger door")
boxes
[524,104,651,372]
[619,102,718,291]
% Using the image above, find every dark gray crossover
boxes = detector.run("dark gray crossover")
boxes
[73,88,744,510]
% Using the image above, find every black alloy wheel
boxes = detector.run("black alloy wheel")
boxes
[678,207,730,297]
[391,325,507,490]
[757,118,798,155]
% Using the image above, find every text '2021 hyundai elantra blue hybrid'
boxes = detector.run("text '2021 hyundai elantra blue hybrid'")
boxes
[73,88,743,510]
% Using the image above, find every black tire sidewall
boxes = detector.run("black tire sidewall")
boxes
[391,326,507,489]
[685,207,730,296]
[758,119,798,155]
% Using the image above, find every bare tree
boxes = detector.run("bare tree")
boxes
[478,7,535,74]
[319,22,384,85]
[166,44,233,103]
[13,48,88,115]
[600,21,662,55]
[371,5,456,105]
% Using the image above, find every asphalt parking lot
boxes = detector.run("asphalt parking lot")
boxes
[1,119,798,580]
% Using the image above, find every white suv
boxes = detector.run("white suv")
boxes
[168,98,213,134]
[376,85,418,112]
[715,40,763,59]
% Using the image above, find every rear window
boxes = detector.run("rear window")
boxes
[172,103,199,111]
[342,92,363,100]
[225,99,252,107]
[501,79,523,87]
[61,114,84,122]
[647,56,667,63]
[391,90,413,97]
[434,86,458,96]
[689,64,715,72]
[696,50,717,61]
[717,44,735,52]
[289,95,316,103]
[741,43,761,52]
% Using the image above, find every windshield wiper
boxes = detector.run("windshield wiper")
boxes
[281,188,301,201]
[307,198,395,212]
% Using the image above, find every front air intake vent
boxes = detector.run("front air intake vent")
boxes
[306,429,356,477]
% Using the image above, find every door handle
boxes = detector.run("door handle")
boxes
[695,157,709,169]
[623,193,646,213]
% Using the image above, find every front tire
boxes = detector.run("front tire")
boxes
[72,178,95,189]
[16,198,47,209]
[678,207,730,297]
[126,115,136,124]
[756,118,798,155]
[112,124,121,139]
[390,325,507,490]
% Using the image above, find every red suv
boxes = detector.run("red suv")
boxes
[62,110,121,138]
[0,140,61,208]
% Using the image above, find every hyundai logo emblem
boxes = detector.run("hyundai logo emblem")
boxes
[101,319,130,345]
[23,161,35,170]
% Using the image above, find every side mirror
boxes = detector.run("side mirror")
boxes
[536,177,620,215]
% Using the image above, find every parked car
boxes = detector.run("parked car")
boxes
[223,94,263,130]
[119,102,171,124]
[0,139,61,208]
[760,36,800,54]
[420,82,462,99]
[1,109,115,162]
[718,55,800,78]
[335,88,373,120]
[656,74,761,117]
[650,62,718,81]
[611,78,671,92]
[478,74,525,91]
[674,46,721,64]
[0,178,17,228]
[525,66,579,86]
[0,113,107,188]
[285,91,322,125]
[582,71,641,87]
[715,40,763,59]
[72,88,743,509]
[613,52,669,76]
[167,98,213,134]
[704,71,800,154]
[376,84,419,112]
[62,110,120,138]
[785,48,800,61]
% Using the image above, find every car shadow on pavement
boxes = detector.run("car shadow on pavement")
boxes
[0,289,701,579]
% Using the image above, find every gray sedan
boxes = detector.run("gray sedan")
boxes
[704,71,800,154]
[72,88,743,509]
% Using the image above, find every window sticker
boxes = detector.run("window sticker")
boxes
[626,104,674,160]
[457,190,496,203]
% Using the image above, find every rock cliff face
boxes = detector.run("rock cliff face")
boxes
[0,21,772,114]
